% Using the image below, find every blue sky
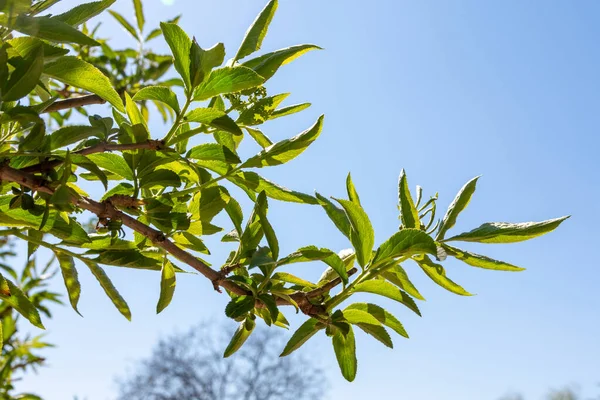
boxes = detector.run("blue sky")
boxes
[14,0,600,399]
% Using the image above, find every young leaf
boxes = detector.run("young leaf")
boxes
[270,103,311,120]
[346,303,408,338]
[280,317,324,356]
[255,191,279,260]
[44,57,125,112]
[184,108,242,135]
[236,93,289,126]
[224,317,255,357]
[189,41,225,88]
[440,243,525,272]
[49,125,103,150]
[53,0,116,26]
[55,251,81,315]
[234,0,278,62]
[71,154,108,190]
[398,169,420,229]
[372,228,436,265]
[445,216,569,244]
[108,10,138,40]
[271,272,315,288]
[354,280,421,316]
[343,309,392,348]
[414,254,472,296]
[231,172,317,204]
[381,264,425,301]
[346,173,361,205]
[84,260,131,320]
[3,45,44,101]
[125,92,147,129]
[156,259,176,313]
[160,22,192,88]
[242,44,321,81]
[133,86,180,114]
[436,176,480,240]
[278,246,348,284]
[9,15,100,46]
[188,143,241,164]
[132,0,144,32]
[315,192,351,239]
[333,198,374,268]
[245,127,272,148]
[7,37,69,60]
[243,115,324,168]
[1,279,44,329]
[193,66,265,101]
[332,324,357,382]
[86,153,134,180]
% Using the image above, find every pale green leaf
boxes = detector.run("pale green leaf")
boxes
[84,260,131,320]
[280,317,323,356]
[234,0,278,62]
[193,66,264,101]
[415,254,472,296]
[436,176,480,240]
[133,86,180,114]
[334,198,374,268]
[156,259,176,313]
[440,243,524,271]
[373,228,436,265]
[53,0,115,26]
[242,44,321,81]
[354,280,421,316]
[398,169,420,229]
[332,324,357,382]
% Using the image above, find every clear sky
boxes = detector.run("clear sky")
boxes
[14,0,600,399]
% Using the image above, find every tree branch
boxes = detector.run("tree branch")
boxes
[20,140,168,173]
[0,164,348,316]
[306,267,358,299]
[42,94,107,113]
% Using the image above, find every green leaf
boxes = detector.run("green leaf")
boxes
[132,0,144,31]
[84,260,131,320]
[440,243,524,272]
[54,251,81,315]
[234,0,278,62]
[277,246,348,284]
[345,302,408,338]
[243,115,323,168]
[354,280,421,316]
[373,229,437,265]
[71,154,108,190]
[225,295,255,319]
[414,254,472,296]
[108,10,138,39]
[225,197,243,235]
[0,279,44,329]
[172,232,209,254]
[156,259,176,313]
[184,108,242,135]
[49,125,103,150]
[445,216,569,244]
[139,169,181,189]
[7,37,69,60]
[258,293,279,324]
[315,192,351,239]
[231,172,317,204]
[224,317,255,357]
[193,66,265,101]
[44,57,125,112]
[343,308,393,348]
[333,198,374,268]
[86,153,134,180]
[189,41,225,88]
[270,103,311,119]
[133,86,180,114]
[125,92,147,129]
[242,44,321,81]
[53,0,116,26]
[92,249,163,271]
[236,93,289,126]
[3,44,43,102]
[381,264,425,301]
[280,317,323,356]
[271,272,315,288]
[398,169,420,229]
[254,192,278,259]
[160,22,191,88]
[245,126,272,148]
[346,173,361,205]
[332,324,357,382]
[7,15,100,46]
[188,143,241,164]
[436,176,480,240]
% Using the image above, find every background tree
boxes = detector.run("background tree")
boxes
[116,322,325,400]
[0,0,568,382]
[0,237,60,399]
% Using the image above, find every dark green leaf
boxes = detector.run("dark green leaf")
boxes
[373,228,437,265]
[189,41,225,88]
[139,169,181,189]
[225,295,255,319]
[7,37,69,60]
[332,324,357,382]
[343,308,393,348]
[445,216,570,244]
[231,172,317,204]
[71,154,108,190]
[224,317,255,357]
[188,143,241,164]
[3,44,43,102]
[315,192,351,239]
[345,303,408,338]
[381,264,425,301]
[54,251,81,315]
[160,22,192,88]
[156,259,176,313]
[84,260,131,320]
[255,191,278,260]
[53,0,115,26]
[44,57,125,112]
[277,245,348,284]
[8,15,100,46]
[234,0,278,61]
[280,317,323,356]
[436,176,480,240]
[49,125,103,150]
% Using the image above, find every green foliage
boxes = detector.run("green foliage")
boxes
[0,0,567,384]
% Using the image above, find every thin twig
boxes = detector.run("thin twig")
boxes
[42,94,107,113]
